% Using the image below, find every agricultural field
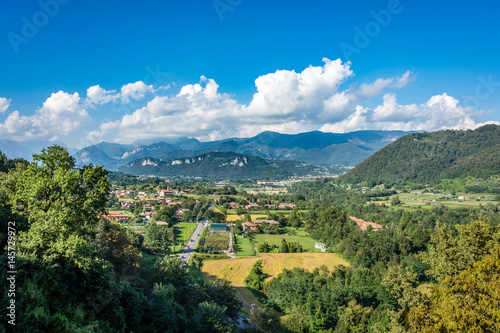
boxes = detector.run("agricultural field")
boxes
[226,214,242,222]
[250,214,268,221]
[201,253,349,287]
[383,192,499,211]
[243,187,288,195]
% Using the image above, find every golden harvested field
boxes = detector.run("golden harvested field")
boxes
[250,214,269,221]
[226,214,242,221]
[201,253,349,287]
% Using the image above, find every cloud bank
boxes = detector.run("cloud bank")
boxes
[0,59,496,147]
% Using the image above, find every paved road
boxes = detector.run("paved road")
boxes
[179,222,205,264]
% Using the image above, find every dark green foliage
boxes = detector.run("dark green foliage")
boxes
[341,125,500,185]
[0,150,28,172]
[153,205,177,226]
[278,238,303,253]
[245,260,266,290]
[144,221,174,253]
[0,146,241,332]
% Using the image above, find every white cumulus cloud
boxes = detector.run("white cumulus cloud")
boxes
[89,76,244,144]
[321,92,496,133]
[85,81,164,107]
[86,85,118,105]
[4,58,495,147]
[0,97,10,113]
[246,58,354,121]
[0,91,90,142]
[120,81,155,104]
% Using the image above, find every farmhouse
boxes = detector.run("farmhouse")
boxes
[157,189,173,197]
[143,198,164,204]
[176,208,189,217]
[315,243,327,252]
[120,201,133,209]
[349,216,383,231]
[241,222,256,231]
[245,202,259,210]
[105,211,129,223]
[253,219,280,228]
[279,203,295,209]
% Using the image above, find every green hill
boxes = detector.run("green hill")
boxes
[340,124,500,185]
[119,151,322,179]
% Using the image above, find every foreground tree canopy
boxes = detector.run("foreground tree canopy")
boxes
[0,146,241,332]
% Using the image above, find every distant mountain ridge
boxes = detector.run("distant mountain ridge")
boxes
[0,139,78,161]
[340,124,500,185]
[119,151,321,179]
[73,130,409,171]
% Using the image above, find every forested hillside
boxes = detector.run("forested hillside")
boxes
[120,151,320,179]
[340,124,500,185]
[0,147,241,332]
[260,190,500,332]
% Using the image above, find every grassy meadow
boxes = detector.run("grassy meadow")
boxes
[234,235,254,256]
[252,233,318,252]
[173,222,197,252]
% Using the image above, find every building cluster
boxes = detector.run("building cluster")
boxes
[349,216,384,231]
[241,219,280,232]
[105,186,189,224]
[213,199,296,211]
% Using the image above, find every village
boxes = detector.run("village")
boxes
[100,178,402,265]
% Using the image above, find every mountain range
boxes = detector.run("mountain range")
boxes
[73,130,409,172]
[119,151,323,179]
[0,139,78,160]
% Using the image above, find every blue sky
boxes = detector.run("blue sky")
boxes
[0,0,499,148]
